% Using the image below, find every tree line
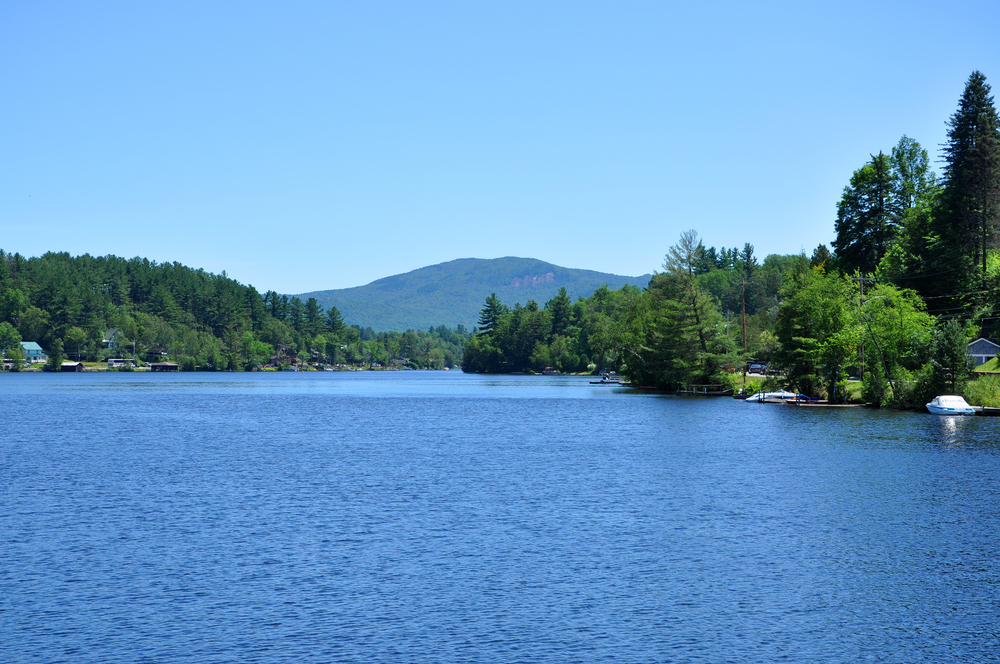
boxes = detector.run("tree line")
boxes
[0,251,467,371]
[464,71,1000,407]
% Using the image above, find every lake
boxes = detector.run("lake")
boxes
[2,371,999,662]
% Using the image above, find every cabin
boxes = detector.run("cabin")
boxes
[60,361,84,372]
[102,329,120,350]
[967,338,1000,367]
[150,362,179,372]
[20,341,46,364]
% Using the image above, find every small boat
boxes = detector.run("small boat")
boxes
[743,390,797,403]
[926,395,976,416]
[590,377,622,384]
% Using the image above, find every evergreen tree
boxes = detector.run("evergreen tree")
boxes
[304,297,323,335]
[546,287,571,337]
[810,244,831,269]
[936,71,1000,281]
[477,293,508,335]
[288,297,304,332]
[325,306,345,334]
[738,243,758,279]
[833,152,896,274]
[644,231,733,388]
[46,338,64,370]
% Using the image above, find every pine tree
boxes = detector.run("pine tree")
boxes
[645,231,734,388]
[937,71,1000,280]
[833,152,896,274]
[546,287,571,338]
[477,293,508,335]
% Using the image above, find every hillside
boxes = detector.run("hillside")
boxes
[296,257,652,331]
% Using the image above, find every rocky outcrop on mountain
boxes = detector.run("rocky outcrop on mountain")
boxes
[509,273,555,288]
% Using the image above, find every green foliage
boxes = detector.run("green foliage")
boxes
[833,152,897,274]
[464,284,640,375]
[935,71,1000,285]
[0,321,21,354]
[46,339,64,370]
[5,341,25,371]
[642,231,736,388]
[0,249,467,371]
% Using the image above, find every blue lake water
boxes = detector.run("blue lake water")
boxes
[2,371,999,662]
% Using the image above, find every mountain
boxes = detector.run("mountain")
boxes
[295,257,652,331]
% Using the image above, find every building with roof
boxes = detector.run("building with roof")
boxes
[968,338,1000,367]
[20,342,46,364]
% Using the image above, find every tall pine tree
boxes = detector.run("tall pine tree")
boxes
[936,71,1000,284]
[833,152,896,274]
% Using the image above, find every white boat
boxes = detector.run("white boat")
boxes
[926,395,976,416]
[743,390,797,403]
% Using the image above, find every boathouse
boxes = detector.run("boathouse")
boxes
[150,362,179,372]
[60,361,84,372]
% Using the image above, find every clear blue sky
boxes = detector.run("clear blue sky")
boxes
[2,1,998,294]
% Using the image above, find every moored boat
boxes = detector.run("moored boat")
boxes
[743,390,797,403]
[926,395,975,416]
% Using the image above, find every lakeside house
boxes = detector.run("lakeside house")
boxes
[20,341,47,364]
[968,338,1000,367]
[60,361,84,372]
[150,362,179,372]
[103,329,120,350]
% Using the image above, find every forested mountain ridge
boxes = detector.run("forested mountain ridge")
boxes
[0,251,467,371]
[295,257,651,332]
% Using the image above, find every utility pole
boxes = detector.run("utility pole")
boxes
[853,276,874,380]
[733,278,752,384]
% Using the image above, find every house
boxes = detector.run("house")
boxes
[60,361,84,372]
[20,342,47,364]
[967,338,1000,367]
[103,329,119,350]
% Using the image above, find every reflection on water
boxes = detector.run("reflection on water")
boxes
[2,372,999,663]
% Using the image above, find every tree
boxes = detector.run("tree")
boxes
[937,71,1000,280]
[890,135,936,211]
[642,230,734,388]
[5,341,25,371]
[877,138,941,290]
[18,306,49,343]
[810,244,831,269]
[546,287,572,338]
[0,320,21,354]
[304,297,323,336]
[856,283,935,406]
[288,297,304,332]
[65,327,88,361]
[0,288,26,326]
[477,293,508,335]
[325,306,345,335]
[737,243,758,280]
[46,339,64,370]
[931,319,972,394]
[774,270,851,397]
[833,152,897,274]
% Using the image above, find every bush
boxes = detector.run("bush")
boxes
[862,372,887,407]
